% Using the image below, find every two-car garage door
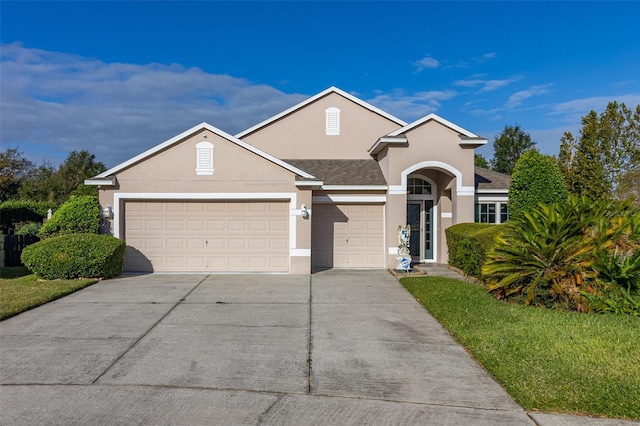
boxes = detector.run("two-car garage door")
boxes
[123,201,289,273]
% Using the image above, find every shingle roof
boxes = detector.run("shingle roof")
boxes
[475,167,510,191]
[285,159,387,186]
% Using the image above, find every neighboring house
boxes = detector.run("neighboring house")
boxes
[86,87,509,274]
[474,167,511,224]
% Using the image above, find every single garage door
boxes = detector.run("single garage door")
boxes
[123,201,289,272]
[311,204,384,269]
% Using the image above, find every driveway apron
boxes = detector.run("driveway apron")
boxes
[1,271,536,425]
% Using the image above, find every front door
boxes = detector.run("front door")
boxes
[406,200,435,261]
[407,202,421,258]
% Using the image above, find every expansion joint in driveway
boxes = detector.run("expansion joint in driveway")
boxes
[306,275,313,394]
[91,275,210,384]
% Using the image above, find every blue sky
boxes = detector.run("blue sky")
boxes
[2,1,639,169]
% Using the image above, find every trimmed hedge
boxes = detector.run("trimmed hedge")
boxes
[446,223,505,279]
[39,195,100,238]
[0,200,57,232]
[21,233,125,279]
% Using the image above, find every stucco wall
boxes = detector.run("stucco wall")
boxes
[242,92,402,160]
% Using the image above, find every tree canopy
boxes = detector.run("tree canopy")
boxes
[0,148,34,202]
[0,149,106,204]
[490,124,536,175]
[559,101,639,203]
[474,153,489,169]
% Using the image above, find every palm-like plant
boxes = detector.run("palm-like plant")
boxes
[483,197,599,311]
[484,196,640,312]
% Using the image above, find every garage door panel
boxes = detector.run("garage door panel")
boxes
[146,239,164,249]
[208,220,225,231]
[166,239,184,249]
[124,201,289,272]
[146,220,163,231]
[311,204,384,269]
[270,239,288,250]
[187,203,204,212]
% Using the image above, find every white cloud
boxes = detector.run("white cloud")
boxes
[506,84,552,109]
[0,43,307,167]
[476,52,497,62]
[550,94,640,122]
[454,76,521,92]
[367,89,456,120]
[413,55,441,72]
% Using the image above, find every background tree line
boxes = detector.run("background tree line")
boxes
[476,101,639,206]
[0,149,106,204]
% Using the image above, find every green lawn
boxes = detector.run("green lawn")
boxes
[0,267,98,320]
[401,276,640,420]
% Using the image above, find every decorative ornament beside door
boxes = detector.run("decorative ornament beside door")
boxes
[395,224,412,271]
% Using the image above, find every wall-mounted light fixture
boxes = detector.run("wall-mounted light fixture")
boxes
[301,204,310,219]
[102,205,114,220]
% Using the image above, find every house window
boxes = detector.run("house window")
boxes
[325,107,340,135]
[475,203,496,223]
[407,177,432,195]
[195,141,214,175]
[500,203,509,223]
[475,202,509,224]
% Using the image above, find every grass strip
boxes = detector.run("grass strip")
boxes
[1,267,98,320]
[400,276,640,420]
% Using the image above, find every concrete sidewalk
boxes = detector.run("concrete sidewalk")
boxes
[1,271,637,425]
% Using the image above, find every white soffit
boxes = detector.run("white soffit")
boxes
[93,122,315,180]
[235,86,407,138]
[84,177,117,186]
[368,136,408,155]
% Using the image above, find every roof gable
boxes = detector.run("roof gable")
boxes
[369,113,487,154]
[235,86,407,139]
[92,122,314,180]
[387,113,484,139]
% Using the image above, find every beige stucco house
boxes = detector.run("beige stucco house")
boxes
[86,87,509,274]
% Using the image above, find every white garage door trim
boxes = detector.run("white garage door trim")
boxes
[113,193,304,258]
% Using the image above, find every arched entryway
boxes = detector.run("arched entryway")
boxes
[406,175,437,262]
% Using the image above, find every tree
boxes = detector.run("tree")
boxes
[57,150,106,200]
[18,162,63,203]
[559,102,640,201]
[0,148,34,202]
[474,153,489,168]
[490,124,536,175]
[508,149,569,220]
[616,168,640,208]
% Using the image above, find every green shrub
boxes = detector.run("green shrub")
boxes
[15,222,42,236]
[446,223,505,279]
[39,195,100,238]
[508,149,569,220]
[0,200,57,233]
[21,233,125,279]
[583,288,640,316]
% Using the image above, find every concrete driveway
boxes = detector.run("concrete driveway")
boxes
[0,270,610,425]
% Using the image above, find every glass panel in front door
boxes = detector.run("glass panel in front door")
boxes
[407,202,421,258]
[424,200,434,260]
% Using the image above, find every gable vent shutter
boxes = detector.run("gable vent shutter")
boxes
[325,107,340,135]
[195,141,214,175]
